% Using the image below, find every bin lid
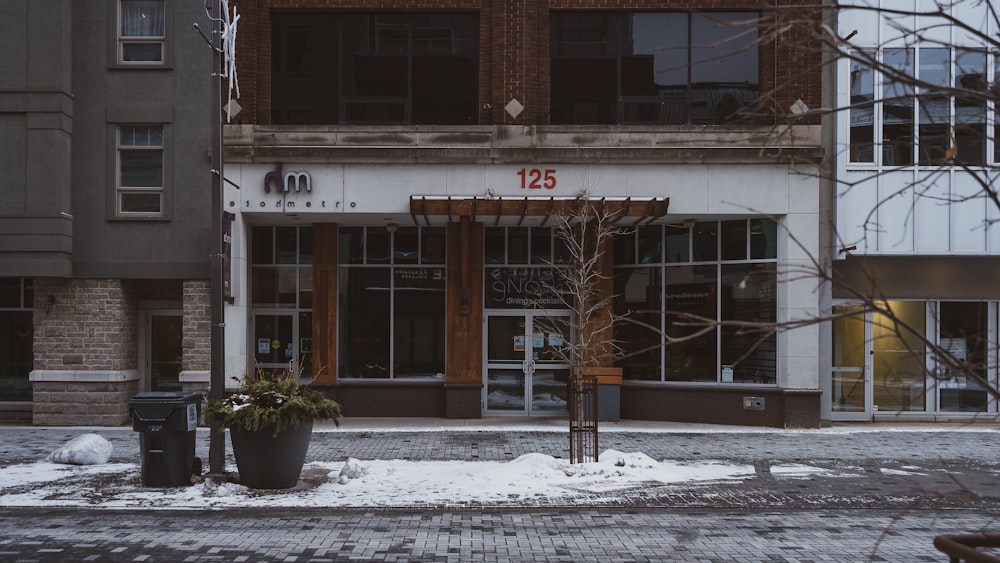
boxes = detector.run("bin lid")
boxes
[128,391,204,405]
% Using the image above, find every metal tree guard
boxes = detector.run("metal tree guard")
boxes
[567,374,598,464]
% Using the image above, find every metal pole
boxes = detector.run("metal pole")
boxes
[207,0,226,480]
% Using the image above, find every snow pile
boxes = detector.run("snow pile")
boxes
[45,434,114,465]
[0,450,756,509]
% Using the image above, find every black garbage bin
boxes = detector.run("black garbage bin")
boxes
[128,392,203,487]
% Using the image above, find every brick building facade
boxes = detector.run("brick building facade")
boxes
[220,0,828,426]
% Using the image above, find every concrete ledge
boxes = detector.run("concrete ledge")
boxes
[179,370,210,383]
[29,370,140,383]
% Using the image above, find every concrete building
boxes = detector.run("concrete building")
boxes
[1,1,836,428]
[831,1,1000,422]
[0,0,213,424]
[220,1,826,427]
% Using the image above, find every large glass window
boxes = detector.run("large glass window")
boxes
[613,219,778,384]
[0,279,33,402]
[339,226,446,379]
[849,47,991,167]
[117,125,164,216]
[937,302,988,412]
[119,0,165,63]
[551,12,759,125]
[272,13,479,125]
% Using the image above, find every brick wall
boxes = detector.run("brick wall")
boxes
[31,278,140,425]
[33,279,137,371]
[182,280,211,372]
[231,0,821,126]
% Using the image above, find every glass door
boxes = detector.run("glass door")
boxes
[148,312,183,391]
[253,313,298,378]
[831,305,871,420]
[484,311,571,415]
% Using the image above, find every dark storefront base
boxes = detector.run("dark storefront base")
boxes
[622,384,821,428]
[321,381,821,428]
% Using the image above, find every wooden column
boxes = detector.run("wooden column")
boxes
[312,223,338,384]
[445,218,484,384]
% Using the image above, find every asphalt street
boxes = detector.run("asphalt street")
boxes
[1,418,999,561]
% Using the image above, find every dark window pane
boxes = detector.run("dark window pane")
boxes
[122,43,163,62]
[252,227,274,265]
[749,219,777,259]
[614,267,661,380]
[0,279,21,308]
[550,12,620,124]
[0,311,33,401]
[721,263,776,384]
[664,265,717,382]
[690,13,759,125]
[299,227,313,264]
[664,224,690,263]
[299,267,312,309]
[251,268,298,308]
[484,227,505,264]
[366,227,391,264]
[421,227,446,264]
[692,222,717,262]
[272,12,478,125]
[120,193,161,213]
[938,302,988,411]
[120,151,162,187]
[637,225,662,263]
[339,226,364,264]
[393,268,446,378]
[507,227,529,264]
[120,1,164,36]
[395,227,419,264]
[613,229,636,265]
[721,220,747,261]
[339,268,391,378]
[918,48,950,165]
[276,227,298,264]
[530,227,552,264]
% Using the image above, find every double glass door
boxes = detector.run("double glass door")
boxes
[831,301,994,420]
[484,311,571,415]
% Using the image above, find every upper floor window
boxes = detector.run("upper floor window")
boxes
[117,125,164,216]
[849,48,990,167]
[119,0,165,63]
[271,13,479,125]
[550,12,759,125]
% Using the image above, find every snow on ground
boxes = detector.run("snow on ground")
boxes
[0,450,756,510]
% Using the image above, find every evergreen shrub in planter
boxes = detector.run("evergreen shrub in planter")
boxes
[206,372,342,489]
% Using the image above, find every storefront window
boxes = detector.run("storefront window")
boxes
[614,219,777,384]
[338,226,446,379]
[250,227,313,380]
[0,279,33,402]
[937,302,988,412]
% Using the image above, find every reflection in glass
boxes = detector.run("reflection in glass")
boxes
[832,306,867,412]
[954,50,986,165]
[664,265,717,382]
[614,268,661,380]
[339,268,391,378]
[393,268,446,378]
[849,51,875,162]
[720,263,776,384]
[938,302,987,412]
[918,48,950,165]
[883,48,914,166]
[872,301,926,411]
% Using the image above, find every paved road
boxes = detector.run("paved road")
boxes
[1,421,999,561]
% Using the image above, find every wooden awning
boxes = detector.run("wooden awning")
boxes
[409,196,669,226]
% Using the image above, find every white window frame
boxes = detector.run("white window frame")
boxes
[118,0,166,64]
[116,125,164,217]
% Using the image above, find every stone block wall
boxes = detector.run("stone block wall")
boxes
[30,278,140,425]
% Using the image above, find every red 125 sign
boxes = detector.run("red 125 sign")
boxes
[517,168,557,189]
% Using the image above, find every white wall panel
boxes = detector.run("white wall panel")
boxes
[913,171,950,253]
[837,172,879,252]
[877,173,915,252]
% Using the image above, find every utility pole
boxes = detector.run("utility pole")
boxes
[195,0,229,481]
